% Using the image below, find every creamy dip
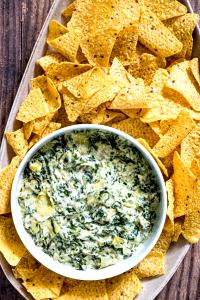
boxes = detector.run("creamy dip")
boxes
[18,130,160,270]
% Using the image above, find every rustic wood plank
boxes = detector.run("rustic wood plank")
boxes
[0,0,199,299]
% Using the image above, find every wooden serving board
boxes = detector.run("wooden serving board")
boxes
[0,0,199,299]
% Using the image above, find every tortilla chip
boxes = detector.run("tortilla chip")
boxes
[62,68,109,99]
[16,88,49,123]
[138,7,182,57]
[32,112,55,135]
[164,14,199,59]
[0,216,26,266]
[63,91,86,122]
[137,138,168,177]
[47,20,68,43]
[148,121,163,137]
[83,84,121,114]
[5,128,28,158]
[13,252,40,281]
[64,277,80,288]
[53,103,75,127]
[23,122,34,140]
[172,218,183,242]
[164,61,200,111]
[189,58,200,86]
[46,62,91,88]
[112,118,159,147]
[106,269,142,300]
[0,156,21,214]
[37,51,66,71]
[121,109,144,119]
[62,2,76,18]
[143,0,187,21]
[134,251,165,279]
[41,122,61,137]
[173,151,198,217]
[23,265,64,299]
[166,179,175,229]
[128,53,166,85]
[153,225,172,254]
[57,281,108,300]
[153,110,195,158]
[111,24,139,66]
[80,29,117,67]
[182,211,200,244]
[191,159,200,178]
[181,123,200,167]
[109,58,130,86]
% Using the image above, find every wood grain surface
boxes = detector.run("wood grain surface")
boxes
[0,1,200,299]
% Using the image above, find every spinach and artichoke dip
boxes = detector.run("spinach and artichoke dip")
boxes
[18,130,160,270]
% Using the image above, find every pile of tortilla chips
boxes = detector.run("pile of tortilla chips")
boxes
[0,0,200,299]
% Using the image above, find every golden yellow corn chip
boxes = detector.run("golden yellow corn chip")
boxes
[47,20,68,43]
[62,2,76,18]
[62,68,109,99]
[166,179,175,229]
[112,118,159,147]
[37,51,66,71]
[53,104,75,128]
[190,58,200,86]
[5,128,28,158]
[57,281,108,300]
[153,225,172,254]
[23,265,64,299]
[41,122,61,138]
[46,62,91,88]
[121,109,144,119]
[164,61,200,111]
[63,277,80,288]
[144,0,187,21]
[164,14,199,59]
[0,156,21,214]
[83,84,121,114]
[173,151,199,217]
[134,251,165,279]
[137,138,168,177]
[172,218,183,242]
[191,159,200,178]
[63,91,87,122]
[16,88,49,123]
[111,24,139,66]
[138,7,182,57]
[0,216,26,266]
[182,211,200,244]
[109,58,130,86]
[149,121,163,138]
[153,110,195,158]
[32,112,55,135]
[106,269,142,300]
[181,123,200,167]
[23,121,34,140]
[13,252,40,281]
[80,29,117,67]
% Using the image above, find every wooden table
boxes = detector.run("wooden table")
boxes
[0,1,200,299]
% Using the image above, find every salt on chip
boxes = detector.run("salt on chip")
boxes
[16,88,49,123]
[112,118,159,147]
[164,14,199,59]
[153,110,195,158]
[80,29,117,67]
[83,84,121,114]
[47,20,68,43]
[182,211,200,244]
[143,0,187,21]
[37,51,66,71]
[62,2,76,18]
[134,251,165,279]
[23,265,64,299]
[111,23,139,66]
[106,269,142,300]
[0,156,21,214]
[5,128,28,158]
[63,91,87,122]
[181,123,200,167]
[56,280,108,300]
[46,62,91,88]
[164,61,200,111]
[173,151,199,218]
[0,216,26,266]
[138,7,183,58]
[137,138,168,177]
[191,159,200,178]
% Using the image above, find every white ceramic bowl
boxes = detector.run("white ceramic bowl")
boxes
[11,124,167,280]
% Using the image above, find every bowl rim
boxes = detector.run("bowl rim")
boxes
[11,124,167,280]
